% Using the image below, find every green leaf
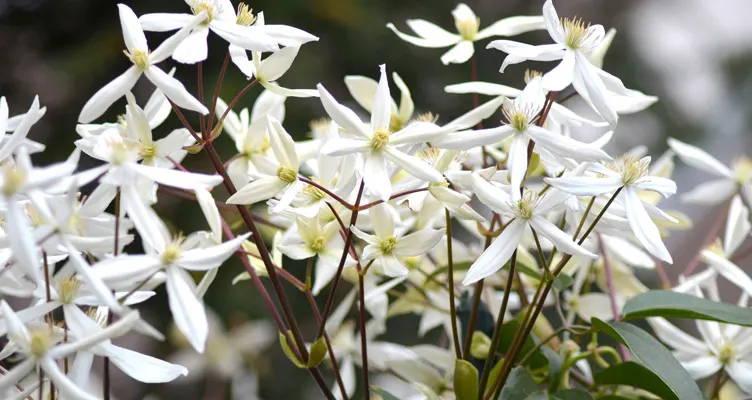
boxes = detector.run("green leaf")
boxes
[623,290,752,326]
[454,359,479,400]
[552,273,574,291]
[372,387,400,400]
[278,330,306,368]
[306,336,328,367]
[591,318,704,400]
[500,367,539,400]
[595,362,677,400]
[498,320,547,369]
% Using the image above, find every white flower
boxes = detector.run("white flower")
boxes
[0,96,45,162]
[0,301,140,400]
[278,215,353,294]
[139,0,278,64]
[694,195,752,296]
[226,116,304,212]
[649,281,752,393]
[668,137,752,205]
[545,156,677,262]
[91,232,251,352]
[487,0,649,125]
[463,188,596,285]
[64,306,188,386]
[317,65,445,201]
[352,203,443,277]
[228,13,318,97]
[387,3,544,65]
[438,78,611,198]
[344,71,414,133]
[78,4,209,123]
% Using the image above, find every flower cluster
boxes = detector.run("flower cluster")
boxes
[1,1,751,399]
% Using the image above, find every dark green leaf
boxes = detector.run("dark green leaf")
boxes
[498,320,547,369]
[623,290,752,326]
[592,318,704,400]
[500,367,539,400]
[552,274,574,291]
[595,362,676,400]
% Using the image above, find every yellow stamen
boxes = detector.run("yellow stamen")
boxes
[124,49,149,70]
[562,17,590,50]
[277,166,297,184]
[236,3,256,26]
[379,236,398,254]
[370,129,390,151]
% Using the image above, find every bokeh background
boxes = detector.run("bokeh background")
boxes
[1,0,751,398]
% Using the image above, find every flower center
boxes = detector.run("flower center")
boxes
[29,328,52,357]
[309,236,326,253]
[370,129,390,151]
[304,181,326,201]
[277,166,298,184]
[562,17,590,50]
[517,190,538,219]
[610,156,649,185]
[140,143,156,161]
[124,49,150,70]
[455,16,480,41]
[718,342,735,365]
[379,236,398,255]
[733,157,752,184]
[192,1,216,24]
[510,112,529,132]
[162,238,184,265]
[59,277,82,305]
[235,3,256,26]
[2,167,26,197]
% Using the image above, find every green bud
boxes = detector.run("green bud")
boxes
[470,331,491,360]
[278,330,306,368]
[306,336,328,367]
[454,359,479,400]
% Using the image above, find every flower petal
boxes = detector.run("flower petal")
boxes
[440,40,475,65]
[258,46,299,82]
[317,84,370,138]
[118,4,147,53]
[78,66,141,123]
[363,152,392,201]
[463,219,526,285]
[437,125,514,150]
[210,20,278,52]
[226,176,288,205]
[542,51,575,91]
[477,16,545,40]
[725,195,750,255]
[386,21,460,48]
[624,188,672,263]
[166,267,208,352]
[667,137,734,178]
[531,216,596,259]
[383,147,443,183]
[145,66,208,115]
[105,344,188,383]
[371,64,392,131]
[179,233,251,271]
[172,26,210,64]
[680,178,736,204]
[394,228,444,257]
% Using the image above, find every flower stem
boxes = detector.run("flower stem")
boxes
[477,250,518,397]
[485,187,623,398]
[445,208,462,360]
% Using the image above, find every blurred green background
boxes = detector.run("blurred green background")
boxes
[1,0,751,398]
